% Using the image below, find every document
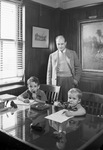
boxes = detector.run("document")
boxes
[0,107,9,112]
[14,99,38,106]
[0,94,17,101]
[45,109,73,123]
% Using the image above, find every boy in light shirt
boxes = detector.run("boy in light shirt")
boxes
[54,88,86,116]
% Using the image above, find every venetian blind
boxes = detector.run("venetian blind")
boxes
[0,0,24,85]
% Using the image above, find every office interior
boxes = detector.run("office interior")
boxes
[0,0,103,96]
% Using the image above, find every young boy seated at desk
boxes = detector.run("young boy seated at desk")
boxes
[18,76,47,103]
[54,88,86,116]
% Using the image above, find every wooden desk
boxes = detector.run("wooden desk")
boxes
[0,103,103,150]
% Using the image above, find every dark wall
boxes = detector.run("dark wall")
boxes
[23,0,61,84]
[23,0,103,94]
[60,4,103,94]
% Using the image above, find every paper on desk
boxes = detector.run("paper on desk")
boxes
[14,99,38,106]
[0,94,17,101]
[45,109,73,123]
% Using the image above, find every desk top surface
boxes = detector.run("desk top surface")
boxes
[0,101,103,150]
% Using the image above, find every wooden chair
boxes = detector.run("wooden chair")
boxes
[40,84,60,104]
[81,92,103,117]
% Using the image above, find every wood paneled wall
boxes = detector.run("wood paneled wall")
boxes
[23,0,61,85]
[23,0,103,94]
[60,4,103,94]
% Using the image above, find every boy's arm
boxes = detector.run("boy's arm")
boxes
[65,106,86,117]
[39,91,47,103]
[32,90,47,104]
[35,99,45,103]
[54,101,64,107]
[17,95,30,103]
[17,91,30,103]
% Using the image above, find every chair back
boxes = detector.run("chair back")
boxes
[40,84,60,104]
[81,92,103,116]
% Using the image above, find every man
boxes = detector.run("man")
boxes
[46,35,82,102]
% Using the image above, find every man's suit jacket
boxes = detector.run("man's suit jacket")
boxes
[46,49,82,85]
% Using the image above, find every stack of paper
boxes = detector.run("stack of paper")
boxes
[14,99,38,106]
[45,109,73,123]
[0,94,17,101]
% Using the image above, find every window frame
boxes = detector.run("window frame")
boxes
[0,0,25,87]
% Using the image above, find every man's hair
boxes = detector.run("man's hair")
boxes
[55,35,66,42]
[68,88,82,99]
[27,76,40,85]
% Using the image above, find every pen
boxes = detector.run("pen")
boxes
[62,111,66,114]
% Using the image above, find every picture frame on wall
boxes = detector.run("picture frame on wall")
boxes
[32,26,49,48]
[80,19,103,72]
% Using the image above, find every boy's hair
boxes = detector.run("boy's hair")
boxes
[68,88,82,99]
[27,76,40,85]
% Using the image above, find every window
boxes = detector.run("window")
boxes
[0,0,25,86]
